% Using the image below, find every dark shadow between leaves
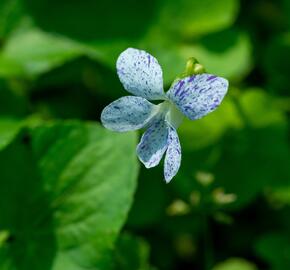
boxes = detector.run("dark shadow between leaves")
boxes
[24,0,159,41]
[199,29,240,53]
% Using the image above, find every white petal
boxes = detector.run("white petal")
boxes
[117,48,165,100]
[164,125,181,183]
[167,74,228,120]
[101,96,157,132]
[136,119,169,168]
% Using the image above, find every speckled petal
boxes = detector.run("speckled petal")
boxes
[137,119,169,168]
[164,125,181,183]
[101,96,157,132]
[167,74,229,120]
[117,48,165,100]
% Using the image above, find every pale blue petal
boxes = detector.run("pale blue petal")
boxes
[167,74,229,120]
[101,96,157,132]
[164,125,181,183]
[136,119,169,168]
[117,48,165,100]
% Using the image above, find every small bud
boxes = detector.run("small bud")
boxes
[185,57,198,74]
[212,188,237,205]
[193,63,206,74]
[185,57,206,76]
[173,57,206,84]
[167,199,191,216]
[195,171,214,186]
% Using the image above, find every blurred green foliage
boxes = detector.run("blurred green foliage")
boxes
[0,0,290,269]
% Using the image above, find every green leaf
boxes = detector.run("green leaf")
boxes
[157,0,239,37]
[0,121,139,270]
[0,28,84,78]
[240,88,287,127]
[213,258,257,270]
[0,118,22,150]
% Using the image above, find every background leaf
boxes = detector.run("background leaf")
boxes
[154,0,239,37]
[0,122,139,270]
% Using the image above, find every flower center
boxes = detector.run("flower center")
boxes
[156,100,184,129]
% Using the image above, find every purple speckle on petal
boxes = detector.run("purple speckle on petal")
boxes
[175,80,185,96]
[206,75,217,81]
[184,105,192,111]
[188,75,196,83]
[179,89,189,98]
[147,55,151,67]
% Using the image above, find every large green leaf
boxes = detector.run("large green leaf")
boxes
[0,121,139,270]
